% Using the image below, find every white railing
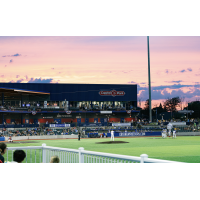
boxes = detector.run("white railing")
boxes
[6,144,183,163]
[7,146,43,163]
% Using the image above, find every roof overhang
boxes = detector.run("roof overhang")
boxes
[0,87,50,95]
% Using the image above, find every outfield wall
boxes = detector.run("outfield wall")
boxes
[176,132,200,136]
[3,132,200,141]
[107,131,162,137]
[5,135,78,141]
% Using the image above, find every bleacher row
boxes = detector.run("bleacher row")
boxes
[0,124,39,128]
[0,127,80,137]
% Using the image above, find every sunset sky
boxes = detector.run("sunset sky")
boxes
[1,36,200,108]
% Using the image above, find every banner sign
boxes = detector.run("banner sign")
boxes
[107,131,161,137]
[31,111,37,115]
[57,115,72,118]
[169,122,186,126]
[112,123,131,126]
[99,90,125,97]
[119,132,145,137]
[100,111,112,114]
[66,111,72,114]
[49,124,70,127]
[126,110,131,114]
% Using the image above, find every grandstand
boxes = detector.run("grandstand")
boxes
[1,82,199,141]
[0,83,139,128]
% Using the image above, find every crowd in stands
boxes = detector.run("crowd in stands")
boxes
[0,105,15,111]
[78,103,135,111]
[1,127,80,137]
[0,102,136,112]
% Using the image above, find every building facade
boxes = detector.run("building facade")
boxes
[0,83,139,126]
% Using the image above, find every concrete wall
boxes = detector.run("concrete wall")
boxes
[5,132,200,140]
[176,132,200,136]
[5,134,78,141]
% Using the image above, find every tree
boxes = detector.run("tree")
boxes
[144,99,149,110]
[157,103,164,114]
[140,99,149,119]
[163,97,181,112]
[152,103,165,116]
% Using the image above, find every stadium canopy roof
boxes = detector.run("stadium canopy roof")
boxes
[0,87,50,101]
[0,87,50,95]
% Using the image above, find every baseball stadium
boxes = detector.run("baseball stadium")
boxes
[1,82,200,163]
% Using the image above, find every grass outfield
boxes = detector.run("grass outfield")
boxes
[4,136,200,163]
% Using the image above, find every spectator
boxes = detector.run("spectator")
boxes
[0,142,7,163]
[50,155,60,163]
[11,150,26,163]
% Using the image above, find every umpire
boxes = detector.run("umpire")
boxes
[78,132,81,141]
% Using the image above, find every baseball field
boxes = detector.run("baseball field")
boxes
[4,136,200,163]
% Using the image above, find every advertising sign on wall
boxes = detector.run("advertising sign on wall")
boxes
[119,132,145,137]
[57,115,72,118]
[100,111,112,114]
[112,123,131,126]
[99,90,125,97]
[49,124,70,127]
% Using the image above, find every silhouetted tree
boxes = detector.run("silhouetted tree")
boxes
[144,99,149,111]
[140,99,149,118]
[163,97,181,112]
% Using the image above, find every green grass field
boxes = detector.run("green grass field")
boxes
[4,136,200,163]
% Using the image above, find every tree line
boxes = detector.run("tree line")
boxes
[139,97,200,120]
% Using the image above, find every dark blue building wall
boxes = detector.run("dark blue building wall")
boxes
[0,83,137,102]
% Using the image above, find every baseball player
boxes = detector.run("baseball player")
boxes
[167,123,173,138]
[162,129,167,138]
[111,129,114,141]
[173,130,176,138]
[8,136,13,143]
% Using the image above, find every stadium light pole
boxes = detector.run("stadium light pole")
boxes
[147,36,152,122]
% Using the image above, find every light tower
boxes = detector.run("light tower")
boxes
[147,36,152,122]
